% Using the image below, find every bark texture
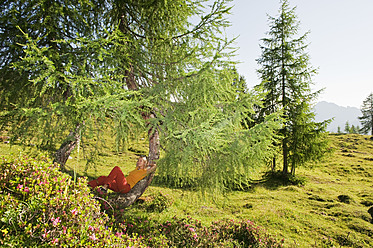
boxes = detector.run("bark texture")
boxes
[54,125,81,170]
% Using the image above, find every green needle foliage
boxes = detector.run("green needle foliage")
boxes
[256,0,330,176]
[359,92,373,135]
[1,0,282,193]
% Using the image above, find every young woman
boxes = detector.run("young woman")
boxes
[88,156,157,194]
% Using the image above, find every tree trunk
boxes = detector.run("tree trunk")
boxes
[280,25,288,175]
[282,137,288,174]
[371,112,373,136]
[270,157,276,172]
[290,162,295,175]
[108,112,159,208]
[54,124,82,170]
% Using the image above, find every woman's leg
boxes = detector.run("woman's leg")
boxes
[103,166,131,193]
[87,176,107,188]
[88,166,130,193]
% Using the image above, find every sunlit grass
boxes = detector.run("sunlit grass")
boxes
[1,133,372,247]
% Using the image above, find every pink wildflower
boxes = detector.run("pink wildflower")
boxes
[115,232,123,237]
[39,180,48,185]
[17,184,23,190]
[24,187,29,193]
[89,233,98,241]
[193,233,198,241]
[42,229,50,238]
[188,227,195,232]
[52,238,59,244]
[62,226,67,234]
[71,208,78,216]
[88,225,95,231]
[51,217,61,227]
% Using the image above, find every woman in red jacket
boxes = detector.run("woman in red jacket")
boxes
[88,156,157,194]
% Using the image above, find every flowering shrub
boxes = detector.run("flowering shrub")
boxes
[122,215,284,247]
[0,154,143,247]
[208,219,284,247]
[0,154,284,247]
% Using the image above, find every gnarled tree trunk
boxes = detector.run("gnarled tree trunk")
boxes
[108,113,159,208]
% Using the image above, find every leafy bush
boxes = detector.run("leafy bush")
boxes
[0,154,142,247]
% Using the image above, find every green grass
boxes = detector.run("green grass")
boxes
[1,133,373,247]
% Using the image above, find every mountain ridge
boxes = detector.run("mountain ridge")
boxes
[313,101,361,132]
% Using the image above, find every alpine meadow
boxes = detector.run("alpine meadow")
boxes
[1,0,372,247]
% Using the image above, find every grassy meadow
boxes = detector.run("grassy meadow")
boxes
[1,133,372,247]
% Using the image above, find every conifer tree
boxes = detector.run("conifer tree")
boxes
[1,0,282,201]
[359,93,373,135]
[256,0,329,175]
[344,121,351,134]
[350,125,357,134]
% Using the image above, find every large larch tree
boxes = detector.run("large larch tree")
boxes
[1,0,282,205]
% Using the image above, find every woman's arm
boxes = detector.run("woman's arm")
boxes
[146,164,157,175]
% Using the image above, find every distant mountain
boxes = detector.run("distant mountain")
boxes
[313,101,361,133]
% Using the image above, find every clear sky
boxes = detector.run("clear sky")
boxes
[226,0,373,108]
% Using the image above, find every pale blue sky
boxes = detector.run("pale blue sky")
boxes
[226,0,373,108]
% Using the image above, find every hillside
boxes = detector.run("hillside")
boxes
[1,134,373,247]
[222,133,373,247]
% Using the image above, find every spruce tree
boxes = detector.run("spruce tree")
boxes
[256,0,329,175]
[359,93,373,135]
